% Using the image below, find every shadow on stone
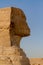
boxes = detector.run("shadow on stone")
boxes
[9,7,31,65]
[0,7,31,65]
[9,7,30,46]
[20,57,31,65]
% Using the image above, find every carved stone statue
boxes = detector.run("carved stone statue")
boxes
[0,7,30,65]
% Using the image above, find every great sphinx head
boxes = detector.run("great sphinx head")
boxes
[10,7,30,36]
[0,7,30,47]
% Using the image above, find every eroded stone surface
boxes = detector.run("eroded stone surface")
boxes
[0,46,30,65]
[11,7,30,36]
[0,7,30,65]
[0,7,30,46]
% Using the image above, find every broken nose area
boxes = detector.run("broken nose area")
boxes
[13,21,30,37]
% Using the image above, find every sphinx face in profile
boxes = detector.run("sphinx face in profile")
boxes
[10,7,30,46]
[10,7,30,37]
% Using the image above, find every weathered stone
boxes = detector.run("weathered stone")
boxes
[0,7,30,47]
[11,7,30,37]
[0,7,11,47]
[0,7,30,65]
[0,46,30,65]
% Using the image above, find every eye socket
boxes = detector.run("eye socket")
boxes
[10,22,14,28]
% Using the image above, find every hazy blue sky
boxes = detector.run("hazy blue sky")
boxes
[0,0,43,58]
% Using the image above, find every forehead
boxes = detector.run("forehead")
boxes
[11,7,26,20]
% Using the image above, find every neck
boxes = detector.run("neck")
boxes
[10,35,22,47]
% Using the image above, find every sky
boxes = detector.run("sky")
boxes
[0,0,43,58]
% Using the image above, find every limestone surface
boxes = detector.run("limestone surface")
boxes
[0,7,30,65]
[0,46,30,65]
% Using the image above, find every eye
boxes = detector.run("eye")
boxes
[10,22,14,28]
